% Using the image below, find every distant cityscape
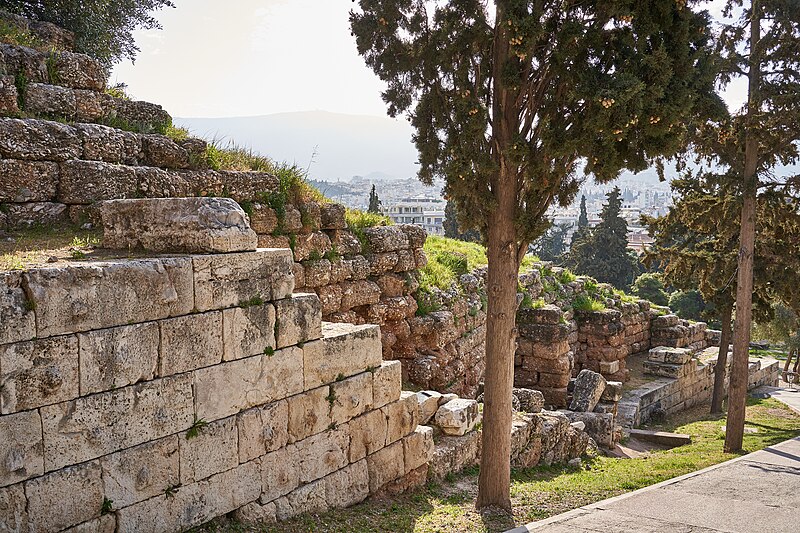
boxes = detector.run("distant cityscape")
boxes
[309,175,675,251]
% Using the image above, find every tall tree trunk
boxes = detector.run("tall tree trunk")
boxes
[711,304,733,414]
[725,4,761,453]
[477,0,519,511]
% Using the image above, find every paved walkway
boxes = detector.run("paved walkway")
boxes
[513,389,800,533]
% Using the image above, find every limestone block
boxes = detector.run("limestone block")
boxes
[384,391,421,444]
[398,224,426,248]
[275,293,322,349]
[416,390,443,425]
[538,371,571,389]
[403,425,434,471]
[599,359,620,375]
[74,89,105,123]
[0,75,18,115]
[237,400,289,462]
[216,170,280,203]
[116,461,260,533]
[331,371,374,425]
[273,479,328,521]
[78,322,159,395]
[305,323,382,389]
[303,259,332,288]
[428,432,481,480]
[601,380,624,402]
[179,416,238,483]
[513,388,545,413]
[40,374,194,471]
[293,231,332,262]
[0,484,29,533]
[140,134,190,169]
[348,409,388,462]
[367,440,405,493]
[0,118,81,161]
[53,51,105,90]
[373,360,402,409]
[248,204,278,234]
[63,515,116,533]
[25,257,194,337]
[0,335,79,414]
[287,386,332,443]
[328,230,362,255]
[232,501,277,526]
[340,280,381,310]
[363,226,410,252]
[194,348,303,422]
[324,459,369,509]
[100,436,179,508]
[0,159,58,202]
[570,369,607,412]
[158,311,223,376]
[24,83,76,117]
[320,203,346,229]
[25,461,103,533]
[259,446,300,503]
[366,252,399,275]
[100,197,258,253]
[4,201,69,228]
[317,283,343,315]
[348,255,372,280]
[58,160,138,204]
[0,272,35,345]
[295,428,349,484]
[434,399,481,436]
[193,249,294,311]
[0,410,43,487]
[223,303,276,361]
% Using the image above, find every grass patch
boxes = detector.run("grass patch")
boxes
[0,226,104,271]
[104,82,131,100]
[345,209,391,250]
[572,294,606,312]
[200,398,800,532]
[0,19,46,50]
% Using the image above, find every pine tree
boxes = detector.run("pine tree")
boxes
[351,1,717,509]
[570,188,639,290]
[530,223,569,263]
[367,184,381,214]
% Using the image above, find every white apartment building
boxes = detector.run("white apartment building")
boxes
[385,197,446,235]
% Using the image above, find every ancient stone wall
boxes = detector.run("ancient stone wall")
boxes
[0,249,432,531]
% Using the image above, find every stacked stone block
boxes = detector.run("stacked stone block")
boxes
[514,305,573,407]
[650,314,708,351]
[0,249,431,532]
[574,301,651,382]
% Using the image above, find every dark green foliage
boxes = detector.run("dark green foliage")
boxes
[668,290,706,322]
[185,417,207,440]
[100,497,113,515]
[443,200,481,242]
[2,0,175,69]
[569,188,639,290]
[368,184,382,214]
[530,223,569,263]
[632,273,669,306]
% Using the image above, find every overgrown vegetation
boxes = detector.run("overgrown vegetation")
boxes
[345,208,391,249]
[572,294,606,313]
[0,18,45,49]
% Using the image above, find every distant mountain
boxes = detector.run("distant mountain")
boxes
[175,111,420,182]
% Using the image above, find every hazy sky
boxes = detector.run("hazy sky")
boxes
[112,0,746,120]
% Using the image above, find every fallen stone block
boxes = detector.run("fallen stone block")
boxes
[513,388,545,413]
[416,390,444,424]
[434,399,481,436]
[601,380,623,402]
[100,197,258,253]
[628,428,691,447]
[569,369,606,412]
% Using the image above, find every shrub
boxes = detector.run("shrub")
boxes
[573,294,606,312]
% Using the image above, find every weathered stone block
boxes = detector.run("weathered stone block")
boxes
[287,386,332,443]
[232,501,277,526]
[158,311,223,376]
[78,322,159,395]
[601,380,624,402]
[348,409,388,462]
[295,428,349,484]
[428,432,481,480]
[100,436,179,508]
[140,134,190,169]
[248,204,278,233]
[363,226,410,252]
[179,416,238,483]
[403,425,434,471]
[40,374,194,470]
[340,280,381,309]
[0,483,28,533]
[25,461,103,533]
[275,293,322,349]
[116,461,260,533]
[194,348,303,422]
[222,303,276,361]
[58,160,138,204]
[0,159,58,202]
[373,360,402,409]
[305,323,382,389]
[63,514,116,533]
[303,259,332,288]
[331,371,373,425]
[100,197,258,253]
[384,391,420,444]
[320,203,346,229]
[0,335,78,414]
[415,390,443,425]
[514,388,545,413]
[273,479,327,521]
[434,399,481,436]
[259,446,300,504]
[24,83,76,117]
[292,232,332,262]
[3,201,68,228]
[74,90,105,122]
[237,400,289,462]
[25,257,194,337]
[324,459,369,509]
[367,440,405,493]
[569,369,607,412]
[0,118,81,161]
[0,410,43,487]
[599,359,620,375]
[0,272,35,345]
[193,249,294,311]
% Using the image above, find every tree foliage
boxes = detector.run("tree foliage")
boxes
[570,187,639,290]
[367,184,382,214]
[631,272,669,306]
[669,289,707,321]
[443,199,481,242]
[1,0,174,69]
[530,222,569,263]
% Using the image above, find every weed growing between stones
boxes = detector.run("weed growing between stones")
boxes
[573,294,606,312]
[238,295,264,308]
[264,346,275,357]
[164,484,181,499]
[186,416,208,440]
[101,497,113,515]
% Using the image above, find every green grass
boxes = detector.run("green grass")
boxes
[749,348,789,361]
[572,294,606,312]
[345,209,391,249]
[199,398,800,533]
[0,19,46,50]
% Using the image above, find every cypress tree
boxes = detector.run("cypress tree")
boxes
[367,184,382,214]
[351,0,717,509]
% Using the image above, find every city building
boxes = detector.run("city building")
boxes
[385,196,446,235]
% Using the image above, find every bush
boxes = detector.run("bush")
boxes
[631,273,669,306]
[668,290,706,321]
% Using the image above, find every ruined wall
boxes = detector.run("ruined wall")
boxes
[0,250,431,531]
